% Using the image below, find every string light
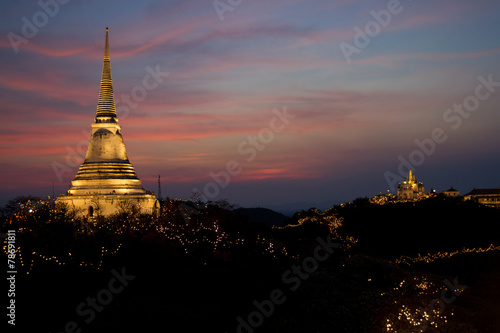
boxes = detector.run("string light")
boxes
[1,198,292,274]
[394,243,500,265]
[384,275,457,332]
[272,211,358,250]
[2,243,123,274]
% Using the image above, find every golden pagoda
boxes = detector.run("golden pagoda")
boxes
[57,28,159,217]
[397,169,425,200]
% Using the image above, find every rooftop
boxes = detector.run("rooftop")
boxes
[464,188,500,196]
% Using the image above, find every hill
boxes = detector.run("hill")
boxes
[2,196,500,332]
[233,207,289,226]
[332,196,500,259]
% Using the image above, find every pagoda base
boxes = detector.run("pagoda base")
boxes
[56,193,159,218]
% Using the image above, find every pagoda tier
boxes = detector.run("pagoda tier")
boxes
[57,28,159,217]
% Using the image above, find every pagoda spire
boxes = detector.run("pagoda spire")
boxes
[95,27,117,121]
[56,28,159,217]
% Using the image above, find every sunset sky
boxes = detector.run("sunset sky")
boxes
[1,0,500,211]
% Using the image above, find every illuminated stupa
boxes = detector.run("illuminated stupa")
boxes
[397,169,424,200]
[57,28,159,217]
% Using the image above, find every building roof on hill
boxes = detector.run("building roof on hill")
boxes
[464,188,500,196]
[444,187,459,192]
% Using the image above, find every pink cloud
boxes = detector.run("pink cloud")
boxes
[0,38,93,57]
[348,47,500,66]
[0,68,95,105]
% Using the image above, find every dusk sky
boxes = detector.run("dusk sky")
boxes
[1,0,500,211]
